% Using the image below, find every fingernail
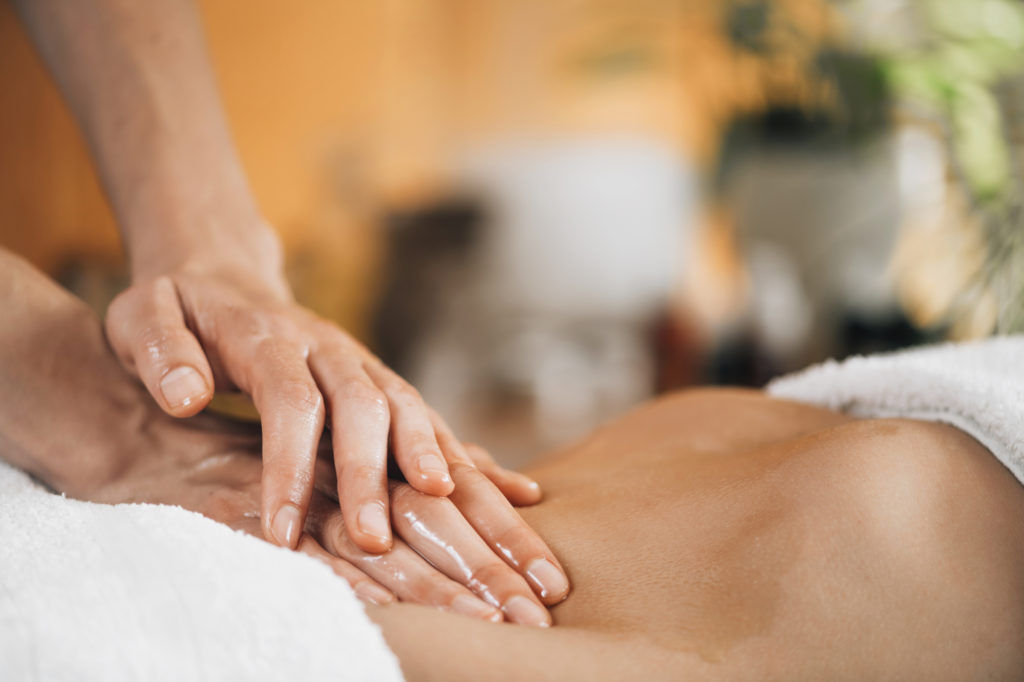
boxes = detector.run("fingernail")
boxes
[354,582,394,606]
[503,596,551,628]
[357,503,390,543]
[514,474,542,495]
[452,595,502,622]
[525,558,570,602]
[417,454,449,479]
[160,366,207,409]
[271,504,301,548]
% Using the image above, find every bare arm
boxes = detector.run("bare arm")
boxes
[0,248,142,495]
[10,0,279,280]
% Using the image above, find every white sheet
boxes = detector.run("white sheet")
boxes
[0,461,404,682]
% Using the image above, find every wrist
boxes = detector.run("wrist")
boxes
[3,304,187,502]
[129,213,290,301]
[34,369,157,500]
[0,254,158,497]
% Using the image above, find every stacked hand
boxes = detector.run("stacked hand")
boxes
[7,0,569,628]
[91,409,565,626]
[105,252,505,552]
[0,248,569,626]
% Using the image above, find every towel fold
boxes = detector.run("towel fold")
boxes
[768,335,1024,486]
[0,462,404,682]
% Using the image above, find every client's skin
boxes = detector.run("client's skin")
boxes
[374,393,1024,680]
[5,254,1024,678]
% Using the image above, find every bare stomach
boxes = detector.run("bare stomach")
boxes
[373,389,1024,681]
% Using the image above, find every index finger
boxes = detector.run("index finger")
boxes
[249,341,326,550]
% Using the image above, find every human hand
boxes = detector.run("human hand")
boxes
[0,247,567,622]
[104,255,539,557]
[86,411,559,625]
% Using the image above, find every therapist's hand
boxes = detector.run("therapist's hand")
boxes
[0,246,565,622]
[10,0,560,595]
[103,239,545,558]
[90,410,559,626]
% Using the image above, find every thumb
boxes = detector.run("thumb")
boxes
[105,276,215,417]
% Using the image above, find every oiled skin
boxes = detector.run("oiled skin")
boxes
[373,389,1024,681]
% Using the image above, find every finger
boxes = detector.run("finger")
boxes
[318,508,502,622]
[362,361,453,496]
[105,277,214,417]
[432,413,570,605]
[249,341,325,551]
[463,442,542,506]
[309,353,392,553]
[297,535,395,606]
[390,482,551,627]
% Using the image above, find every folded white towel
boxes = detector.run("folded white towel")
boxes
[0,462,404,682]
[768,335,1024,486]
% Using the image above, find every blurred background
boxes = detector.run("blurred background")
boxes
[2,0,1023,467]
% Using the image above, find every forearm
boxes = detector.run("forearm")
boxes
[0,249,145,496]
[11,0,282,282]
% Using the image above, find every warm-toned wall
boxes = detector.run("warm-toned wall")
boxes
[0,1,394,332]
[0,0,837,334]
[0,3,120,273]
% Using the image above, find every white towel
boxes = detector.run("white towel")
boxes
[767,335,1024,486]
[0,461,404,682]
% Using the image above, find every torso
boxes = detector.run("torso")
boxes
[374,389,1024,681]
[518,389,853,651]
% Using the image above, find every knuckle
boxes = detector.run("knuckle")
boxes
[132,327,189,366]
[263,462,314,502]
[335,380,389,418]
[149,276,178,301]
[309,317,338,338]
[343,463,386,488]
[388,380,422,407]
[399,433,441,460]
[467,562,514,592]
[494,524,542,559]
[349,576,377,593]
[284,466,315,494]
[410,573,459,604]
[390,484,443,517]
[220,305,269,342]
[278,379,325,417]
[251,336,290,363]
[447,461,481,480]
